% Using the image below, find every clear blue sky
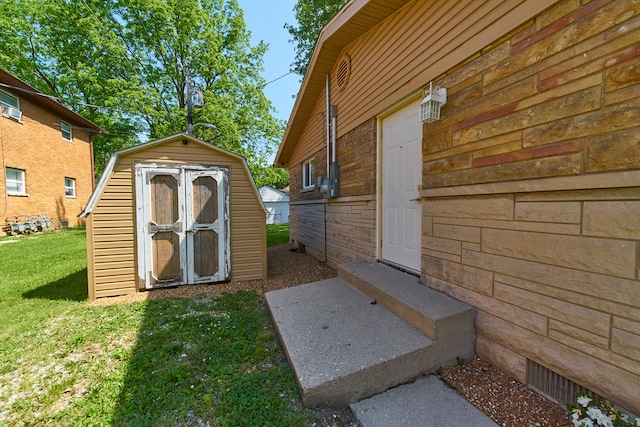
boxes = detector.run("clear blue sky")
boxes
[236,0,300,123]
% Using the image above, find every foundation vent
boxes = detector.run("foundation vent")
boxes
[526,359,591,406]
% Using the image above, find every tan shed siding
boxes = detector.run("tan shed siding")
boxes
[88,137,266,298]
[85,215,96,300]
[323,0,558,143]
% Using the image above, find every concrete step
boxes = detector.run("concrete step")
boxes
[338,261,474,341]
[265,276,475,407]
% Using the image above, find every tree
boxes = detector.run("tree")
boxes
[0,0,283,179]
[285,0,348,76]
[252,165,289,189]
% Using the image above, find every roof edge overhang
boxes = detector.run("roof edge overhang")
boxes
[0,68,107,134]
[79,133,266,218]
[274,0,411,167]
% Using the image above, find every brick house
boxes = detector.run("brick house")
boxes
[276,0,640,414]
[1,68,105,233]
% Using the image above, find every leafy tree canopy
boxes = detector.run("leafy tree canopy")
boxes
[0,0,287,186]
[285,0,348,76]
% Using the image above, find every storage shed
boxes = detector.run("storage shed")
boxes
[80,133,267,299]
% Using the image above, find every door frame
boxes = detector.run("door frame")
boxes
[135,162,230,290]
[376,92,423,274]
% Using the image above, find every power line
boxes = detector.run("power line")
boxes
[261,71,293,88]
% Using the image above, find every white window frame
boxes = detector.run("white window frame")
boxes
[1,90,22,121]
[302,158,315,190]
[64,177,76,197]
[61,121,73,141]
[6,167,26,196]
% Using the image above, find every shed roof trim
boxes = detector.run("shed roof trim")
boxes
[79,133,265,217]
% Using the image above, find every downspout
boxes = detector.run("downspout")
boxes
[324,74,330,262]
[331,106,337,164]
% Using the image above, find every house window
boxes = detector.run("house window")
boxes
[65,177,76,197]
[1,90,22,121]
[6,167,26,196]
[302,159,315,190]
[61,121,72,141]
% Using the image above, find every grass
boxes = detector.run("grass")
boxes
[0,226,330,426]
[266,224,289,247]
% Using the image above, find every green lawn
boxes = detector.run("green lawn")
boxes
[266,224,289,247]
[0,226,334,426]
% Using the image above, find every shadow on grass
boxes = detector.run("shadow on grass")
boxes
[22,268,88,301]
[111,291,309,427]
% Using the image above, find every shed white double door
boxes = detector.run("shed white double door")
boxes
[136,164,230,289]
[381,99,422,273]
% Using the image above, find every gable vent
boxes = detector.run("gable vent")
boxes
[336,54,351,91]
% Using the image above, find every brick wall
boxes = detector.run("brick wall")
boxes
[1,95,94,233]
[420,0,640,413]
[290,119,378,266]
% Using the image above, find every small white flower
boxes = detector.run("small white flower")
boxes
[578,396,593,407]
[587,407,604,420]
[581,418,594,427]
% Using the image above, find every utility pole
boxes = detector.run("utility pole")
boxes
[186,65,194,135]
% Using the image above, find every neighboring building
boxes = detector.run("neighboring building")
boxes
[0,68,105,234]
[258,185,290,224]
[275,0,640,414]
[80,133,267,299]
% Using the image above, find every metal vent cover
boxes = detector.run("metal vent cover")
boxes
[336,54,351,91]
[526,359,591,406]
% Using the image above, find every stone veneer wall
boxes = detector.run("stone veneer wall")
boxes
[420,0,640,413]
[289,119,377,267]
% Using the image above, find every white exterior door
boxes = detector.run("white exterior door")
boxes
[381,99,422,272]
[136,164,230,289]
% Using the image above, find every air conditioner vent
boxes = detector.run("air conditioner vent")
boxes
[1,104,22,121]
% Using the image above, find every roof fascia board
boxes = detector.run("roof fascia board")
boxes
[275,0,410,166]
[0,68,106,134]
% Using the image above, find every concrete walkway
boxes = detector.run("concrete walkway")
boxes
[351,375,498,427]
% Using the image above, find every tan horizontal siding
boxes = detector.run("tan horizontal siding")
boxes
[94,254,134,263]
[288,0,557,167]
[95,286,137,298]
[94,260,135,270]
[95,274,136,284]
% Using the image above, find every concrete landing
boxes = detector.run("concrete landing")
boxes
[351,375,499,427]
[339,261,474,341]
[266,278,436,407]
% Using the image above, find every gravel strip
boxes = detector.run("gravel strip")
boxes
[92,243,573,427]
[442,358,572,427]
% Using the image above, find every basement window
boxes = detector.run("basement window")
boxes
[302,159,315,190]
[6,167,26,196]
